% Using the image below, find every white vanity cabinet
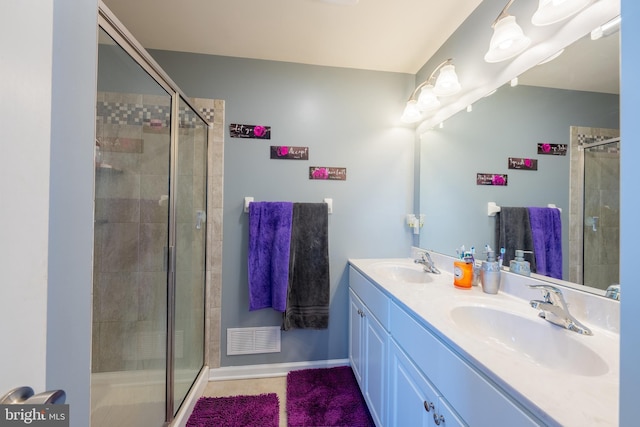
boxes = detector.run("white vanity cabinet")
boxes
[389,339,464,427]
[389,301,542,427]
[349,265,544,427]
[349,269,390,427]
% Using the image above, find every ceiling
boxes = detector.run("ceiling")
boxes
[101,0,620,97]
[101,0,483,74]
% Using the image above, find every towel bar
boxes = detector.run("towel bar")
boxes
[244,197,333,214]
[488,201,561,217]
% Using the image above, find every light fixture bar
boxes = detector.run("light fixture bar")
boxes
[401,58,461,124]
[491,0,516,27]
[591,15,621,40]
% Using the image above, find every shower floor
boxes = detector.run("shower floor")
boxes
[91,369,199,427]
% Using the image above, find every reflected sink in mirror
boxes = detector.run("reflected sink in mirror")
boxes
[370,261,433,284]
[449,305,609,377]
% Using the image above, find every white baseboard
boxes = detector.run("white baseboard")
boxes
[208,359,350,381]
[171,366,210,427]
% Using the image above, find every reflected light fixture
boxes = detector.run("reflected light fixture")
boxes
[538,48,565,64]
[591,15,621,40]
[484,0,531,63]
[401,58,461,124]
[532,0,591,26]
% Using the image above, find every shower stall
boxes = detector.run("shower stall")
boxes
[91,6,209,426]
[569,126,620,291]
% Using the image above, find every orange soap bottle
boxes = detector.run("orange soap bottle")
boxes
[453,259,473,289]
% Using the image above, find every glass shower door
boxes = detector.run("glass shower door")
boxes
[171,97,207,414]
[92,27,172,427]
[582,138,620,290]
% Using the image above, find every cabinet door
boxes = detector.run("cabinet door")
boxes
[388,340,440,427]
[364,306,387,427]
[349,290,365,387]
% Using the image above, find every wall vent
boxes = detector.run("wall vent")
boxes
[227,327,281,355]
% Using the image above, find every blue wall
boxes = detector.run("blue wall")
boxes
[150,51,416,365]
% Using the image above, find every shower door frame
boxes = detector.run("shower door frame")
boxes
[97,3,210,424]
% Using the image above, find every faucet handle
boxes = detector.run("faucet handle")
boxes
[527,284,563,303]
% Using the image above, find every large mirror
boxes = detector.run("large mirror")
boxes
[418,23,620,297]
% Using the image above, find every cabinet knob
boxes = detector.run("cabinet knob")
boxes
[423,400,434,412]
[434,413,445,425]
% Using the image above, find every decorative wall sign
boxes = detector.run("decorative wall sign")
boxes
[508,157,538,170]
[229,123,271,139]
[537,143,567,156]
[477,173,508,186]
[270,146,309,160]
[309,167,347,181]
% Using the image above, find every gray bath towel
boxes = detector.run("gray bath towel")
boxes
[495,207,537,272]
[282,203,330,330]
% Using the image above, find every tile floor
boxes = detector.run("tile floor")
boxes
[201,376,288,427]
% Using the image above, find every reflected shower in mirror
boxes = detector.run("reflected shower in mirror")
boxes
[418,29,620,296]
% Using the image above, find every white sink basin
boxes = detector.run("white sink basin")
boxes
[370,262,433,284]
[449,305,609,377]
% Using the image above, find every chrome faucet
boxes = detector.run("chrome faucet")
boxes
[528,284,593,335]
[414,251,441,274]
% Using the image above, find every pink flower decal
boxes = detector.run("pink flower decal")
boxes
[524,158,532,168]
[312,167,329,180]
[277,146,289,157]
[492,174,506,186]
[253,126,266,138]
[541,143,551,153]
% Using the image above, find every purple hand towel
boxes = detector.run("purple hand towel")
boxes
[248,201,293,312]
[528,207,563,280]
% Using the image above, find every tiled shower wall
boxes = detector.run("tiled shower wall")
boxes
[92,93,224,372]
[194,97,225,369]
[569,126,619,289]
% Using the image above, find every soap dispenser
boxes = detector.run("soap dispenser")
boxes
[510,250,532,276]
[480,247,501,294]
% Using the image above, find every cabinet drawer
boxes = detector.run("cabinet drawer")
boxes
[349,267,390,330]
[390,302,541,427]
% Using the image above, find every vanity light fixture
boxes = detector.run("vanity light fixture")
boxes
[484,0,531,63]
[591,15,621,40]
[401,58,461,124]
[531,0,591,26]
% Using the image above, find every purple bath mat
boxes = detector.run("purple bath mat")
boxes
[287,365,374,427]
[186,393,279,427]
